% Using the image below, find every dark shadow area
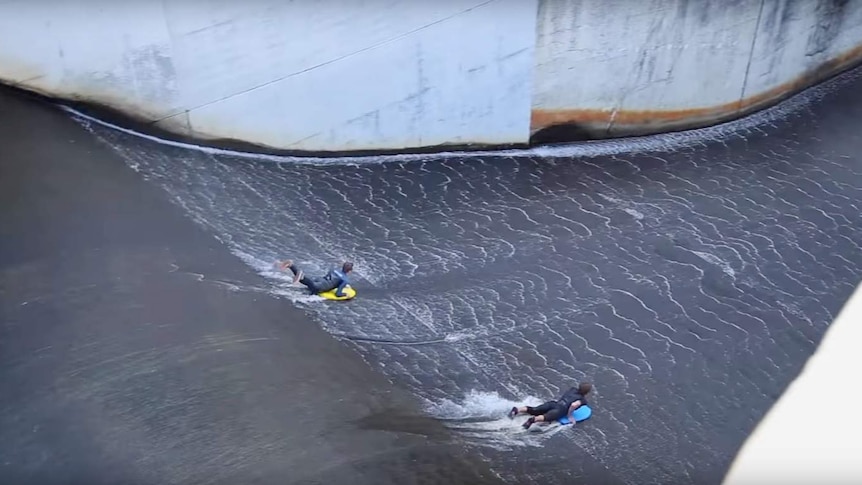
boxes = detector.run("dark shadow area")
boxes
[529,122,598,144]
[0,86,505,485]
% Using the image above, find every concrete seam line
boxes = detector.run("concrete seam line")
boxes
[740,0,766,112]
[151,0,500,125]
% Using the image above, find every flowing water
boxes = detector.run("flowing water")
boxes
[64,67,862,484]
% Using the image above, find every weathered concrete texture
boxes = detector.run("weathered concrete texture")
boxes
[531,0,862,142]
[0,0,537,152]
[722,283,862,484]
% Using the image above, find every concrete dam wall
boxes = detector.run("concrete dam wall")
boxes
[532,0,862,141]
[1,0,861,153]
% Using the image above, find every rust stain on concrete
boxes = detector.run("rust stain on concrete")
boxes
[531,42,862,142]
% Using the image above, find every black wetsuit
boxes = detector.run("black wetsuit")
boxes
[526,387,587,422]
[289,265,349,295]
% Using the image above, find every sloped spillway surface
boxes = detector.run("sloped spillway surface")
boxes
[69,67,862,484]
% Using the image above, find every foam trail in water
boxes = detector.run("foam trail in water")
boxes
[425,390,539,419]
[421,390,570,449]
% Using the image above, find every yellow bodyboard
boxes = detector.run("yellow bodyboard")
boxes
[319,285,356,301]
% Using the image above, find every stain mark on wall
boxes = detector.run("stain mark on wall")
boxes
[807,0,850,56]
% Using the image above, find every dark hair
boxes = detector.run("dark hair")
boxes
[578,382,592,395]
[342,261,354,272]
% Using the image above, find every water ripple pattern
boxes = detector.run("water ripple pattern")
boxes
[69,67,862,484]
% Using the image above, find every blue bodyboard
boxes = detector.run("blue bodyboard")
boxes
[557,405,592,425]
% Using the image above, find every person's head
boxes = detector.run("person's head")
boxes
[342,261,354,273]
[578,382,592,395]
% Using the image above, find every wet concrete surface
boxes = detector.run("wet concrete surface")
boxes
[54,65,862,485]
[0,86,505,485]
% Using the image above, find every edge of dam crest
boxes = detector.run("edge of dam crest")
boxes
[9,63,856,168]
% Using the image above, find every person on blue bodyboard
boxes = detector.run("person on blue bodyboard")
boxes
[277,259,353,298]
[508,382,592,429]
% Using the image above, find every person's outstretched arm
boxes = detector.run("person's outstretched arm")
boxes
[567,400,583,419]
[334,278,348,297]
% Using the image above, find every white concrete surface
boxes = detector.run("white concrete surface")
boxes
[0,0,537,151]
[0,1,180,121]
[745,0,862,98]
[533,0,759,113]
[722,282,862,485]
[2,0,862,150]
[532,0,862,134]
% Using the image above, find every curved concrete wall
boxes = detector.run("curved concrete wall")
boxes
[532,0,862,140]
[1,0,861,152]
[0,0,537,152]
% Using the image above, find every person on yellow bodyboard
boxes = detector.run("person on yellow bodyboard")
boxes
[277,259,355,300]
